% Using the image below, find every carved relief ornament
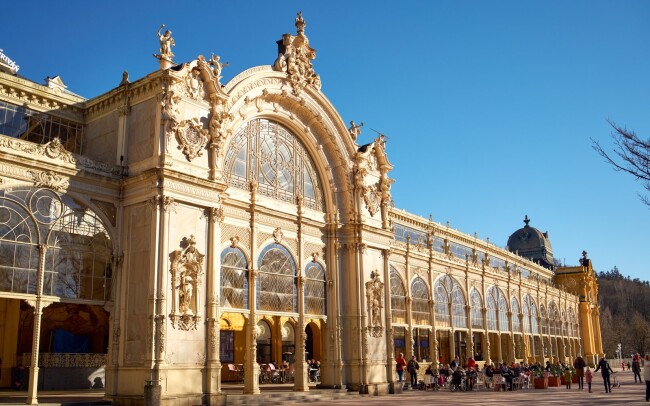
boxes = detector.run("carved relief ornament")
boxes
[29,170,69,191]
[175,118,208,161]
[362,184,382,217]
[169,235,204,330]
[273,227,284,244]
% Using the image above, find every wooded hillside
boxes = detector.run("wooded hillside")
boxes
[596,267,650,357]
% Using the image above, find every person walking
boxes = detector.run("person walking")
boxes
[595,356,614,393]
[585,366,593,393]
[395,353,406,383]
[643,354,650,402]
[632,352,643,384]
[574,355,586,390]
[407,355,420,389]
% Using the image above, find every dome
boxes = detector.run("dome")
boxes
[506,215,555,270]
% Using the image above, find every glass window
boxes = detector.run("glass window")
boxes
[304,261,326,315]
[511,297,521,333]
[470,289,483,329]
[0,100,84,154]
[498,295,509,332]
[220,247,248,309]
[0,188,112,301]
[390,267,406,324]
[451,286,467,329]
[225,119,323,211]
[486,288,498,331]
[539,305,547,335]
[257,244,296,313]
[411,277,429,326]
[435,282,450,328]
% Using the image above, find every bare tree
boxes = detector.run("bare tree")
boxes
[592,120,650,207]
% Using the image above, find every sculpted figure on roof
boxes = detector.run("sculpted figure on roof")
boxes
[155,24,175,61]
[273,12,321,95]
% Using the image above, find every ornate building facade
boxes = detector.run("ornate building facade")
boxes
[0,13,602,405]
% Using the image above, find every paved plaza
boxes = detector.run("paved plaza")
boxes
[327,369,648,406]
[0,368,647,405]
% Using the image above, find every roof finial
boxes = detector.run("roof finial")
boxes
[523,215,530,227]
[295,11,306,34]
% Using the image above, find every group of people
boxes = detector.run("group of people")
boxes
[395,351,650,398]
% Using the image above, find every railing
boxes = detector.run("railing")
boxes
[22,353,106,368]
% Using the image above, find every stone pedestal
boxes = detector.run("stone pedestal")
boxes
[144,382,161,406]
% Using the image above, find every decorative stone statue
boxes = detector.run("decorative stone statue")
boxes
[154,24,175,68]
[348,121,364,142]
[158,25,175,57]
[209,53,229,83]
[365,270,384,337]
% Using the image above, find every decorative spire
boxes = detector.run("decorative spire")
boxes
[523,215,530,227]
[295,11,306,34]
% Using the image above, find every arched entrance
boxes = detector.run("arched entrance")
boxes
[0,187,114,402]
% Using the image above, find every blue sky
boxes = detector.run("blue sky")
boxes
[2,1,649,281]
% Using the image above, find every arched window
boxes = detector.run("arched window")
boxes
[451,286,467,329]
[411,277,430,326]
[539,305,547,335]
[225,118,323,211]
[434,275,466,329]
[220,247,248,308]
[304,261,326,315]
[390,267,406,324]
[486,288,498,331]
[0,187,112,301]
[530,300,539,335]
[511,297,521,333]
[498,294,509,332]
[522,294,535,334]
[549,302,560,336]
[470,289,483,329]
[568,308,576,337]
[434,279,450,329]
[257,244,296,312]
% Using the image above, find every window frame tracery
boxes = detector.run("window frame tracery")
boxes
[304,261,326,315]
[256,243,297,313]
[225,118,324,211]
[0,187,112,302]
[389,267,407,325]
[410,277,429,326]
[220,246,249,309]
[470,289,483,329]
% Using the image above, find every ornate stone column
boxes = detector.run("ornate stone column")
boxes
[244,181,260,394]
[496,333,503,364]
[105,253,124,398]
[537,317,545,362]
[326,211,342,388]
[482,308,491,366]
[294,193,309,392]
[26,244,50,405]
[152,195,173,386]
[382,249,395,383]
[206,205,224,400]
[404,237,413,360]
